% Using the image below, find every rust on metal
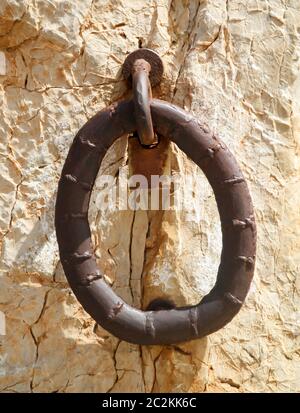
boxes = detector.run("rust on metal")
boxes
[55,49,257,346]
[123,48,164,146]
[122,48,164,87]
[128,133,170,186]
[132,58,157,146]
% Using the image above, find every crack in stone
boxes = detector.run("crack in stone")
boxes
[106,340,121,393]
[77,0,95,86]
[220,377,241,389]
[172,0,201,101]
[0,171,23,243]
[29,327,38,393]
[139,346,147,392]
[128,211,136,305]
[150,348,163,393]
[0,380,25,393]
[200,25,222,52]
[172,345,192,356]
[6,79,123,93]
[6,31,41,54]
[28,289,50,392]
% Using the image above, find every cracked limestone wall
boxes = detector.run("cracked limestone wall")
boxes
[0,0,300,393]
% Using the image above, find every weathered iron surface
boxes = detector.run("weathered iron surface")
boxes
[123,49,163,147]
[128,133,170,185]
[55,98,257,345]
[122,48,164,88]
[131,58,157,147]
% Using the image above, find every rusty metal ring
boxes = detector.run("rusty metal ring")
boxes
[55,99,256,345]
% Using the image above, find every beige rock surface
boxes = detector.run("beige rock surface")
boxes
[0,0,300,392]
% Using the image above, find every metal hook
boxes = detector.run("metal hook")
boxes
[123,49,164,147]
[132,58,156,147]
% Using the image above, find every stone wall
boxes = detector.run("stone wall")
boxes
[0,0,299,392]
